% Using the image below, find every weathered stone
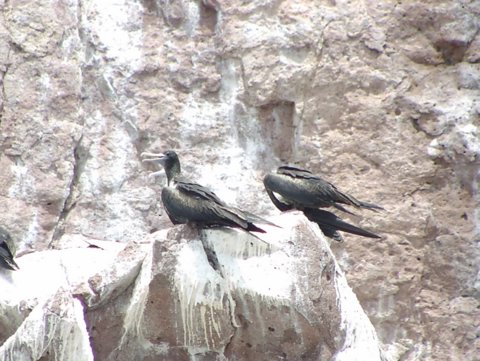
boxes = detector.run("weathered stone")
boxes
[0,240,145,359]
[0,0,479,359]
[0,216,385,360]
[91,216,385,360]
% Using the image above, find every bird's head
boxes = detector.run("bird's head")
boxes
[141,150,181,185]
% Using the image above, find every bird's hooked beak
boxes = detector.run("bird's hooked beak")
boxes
[141,152,168,178]
[141,152,167,166]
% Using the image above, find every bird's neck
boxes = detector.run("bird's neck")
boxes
[166,163,181,186]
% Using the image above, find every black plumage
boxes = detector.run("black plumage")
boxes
[302,208,381,241]
[142,150,270,233]
[0,226,19,271]
[263,165,382,240]
[263,165,384,214]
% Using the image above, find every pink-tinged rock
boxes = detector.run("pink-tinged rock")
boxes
[0,0,478,358]
[101,215,385,360]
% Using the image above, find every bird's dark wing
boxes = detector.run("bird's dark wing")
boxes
[264,172,322,209]
[233,207,281,228]
[210,204,249,229]
[303,208,381,240]
[277,165,318,179]
[0,242,15,261]
[176,181,270,231]
[162,185,266,233]
[0,227,19,270]
[176,180,226,206]
[161,185,230,223]
[279,166,384,212]
[316,225,344,242]
[264,187,294,212]
[277,166,352,203]
[195,202,266,233]
[0,241,19,271]
[318,186,385,212]
[273,166,384,213]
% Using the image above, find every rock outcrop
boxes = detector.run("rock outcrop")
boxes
[0,216,386,361]
[0,0,479,359]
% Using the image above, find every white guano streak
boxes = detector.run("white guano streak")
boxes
[174,229,295,351]
[175,241,227,349]
[84,0,143,72]
[305,220,385,360]
[333,266,385,361]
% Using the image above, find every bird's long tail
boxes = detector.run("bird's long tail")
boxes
[0,253,19,271]
[357,200,385,212]
[230,207,280,233]
[338,191,385,213]
[246,223,267,233]
[242,210,280,228]
[303,208,381,239]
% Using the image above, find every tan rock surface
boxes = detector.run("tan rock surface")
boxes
[0,217,385,361]
[1,0,479,359]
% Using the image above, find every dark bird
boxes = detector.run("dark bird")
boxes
[141,150,272,233]
[0,226,19,271]
[263,165,382,240]
[265,187,380,241]
[263,165,384,215]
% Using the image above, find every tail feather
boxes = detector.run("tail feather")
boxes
[303,208,381,239]
[358,200,385,212]
[241,209,281,229]
[338,191,384,213]
[0,255,19,271]
[246,223,267,233]
[0,241,19,271]
[230,206,280,233]
[333,203,357,215]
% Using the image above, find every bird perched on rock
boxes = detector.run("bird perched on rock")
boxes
[263,165,382,240]
[0,226,19,270]
[263,165,384,214]
[141,150,272,234]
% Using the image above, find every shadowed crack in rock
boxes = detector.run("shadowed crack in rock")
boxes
[298,19,331,115]
[49,134,88,248]
[47,0,89,248]
[200,234,222,274]
[199,233,240,336]
[0,62,10,126]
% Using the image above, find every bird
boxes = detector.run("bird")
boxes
[0,226,20,271]
[263,165,382,240]
[265,187,380,241]
[263,165,384,215]
[141,150,272,234]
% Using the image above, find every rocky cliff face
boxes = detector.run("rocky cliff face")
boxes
[0,216,386,361]
[0,0,479,360]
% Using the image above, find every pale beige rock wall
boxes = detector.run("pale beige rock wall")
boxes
[0,0,479,360]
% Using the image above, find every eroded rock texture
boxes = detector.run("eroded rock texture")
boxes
[0,0,479,360]
[0,216,385,361]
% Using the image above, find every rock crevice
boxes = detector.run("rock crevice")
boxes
[1,0,479,359]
